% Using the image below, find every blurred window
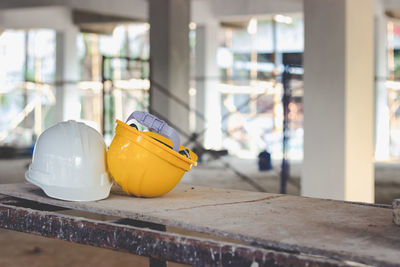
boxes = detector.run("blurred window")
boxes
[217,15,304,160]
[387,19,400,158]
[77,24,150,141]
[0,29,56,147]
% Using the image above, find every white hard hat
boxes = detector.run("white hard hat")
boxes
[25,120,112,201]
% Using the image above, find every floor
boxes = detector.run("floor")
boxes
[183,157,400,204]
[0,230,148,267]
[0,157,399,266]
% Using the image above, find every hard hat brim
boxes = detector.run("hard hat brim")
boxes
[25,171,113,202]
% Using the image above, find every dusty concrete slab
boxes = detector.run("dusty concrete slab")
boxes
[0,183,399,266]
[4,158,400,204]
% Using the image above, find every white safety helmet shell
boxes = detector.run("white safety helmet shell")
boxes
[25,120,112,201]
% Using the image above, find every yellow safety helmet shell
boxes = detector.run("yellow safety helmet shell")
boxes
[107,120,197,197]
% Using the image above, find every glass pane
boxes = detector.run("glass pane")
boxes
[0,29,56,147]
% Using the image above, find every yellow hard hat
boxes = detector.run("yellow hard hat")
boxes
[107,111,197,197]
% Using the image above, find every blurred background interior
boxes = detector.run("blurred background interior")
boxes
[1,0,400,265]
[1,1,400,205]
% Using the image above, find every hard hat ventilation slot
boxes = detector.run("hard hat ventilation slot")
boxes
[125,111,181,152]
[148,136,191,160]
[129,123,138,130]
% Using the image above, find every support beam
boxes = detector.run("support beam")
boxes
[374,0,390,160]
[0,0,147,21]
[195,23,222,149]
[212,0,303,18]
[55,26,80,122]
[194,25,207,145]
[302,0,374,202]
[0,6,72,30]
[149,0,190,141]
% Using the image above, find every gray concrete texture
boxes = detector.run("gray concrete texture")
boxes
[183,157,400,205]
[1,157,400,266]
[1,157,400,203]
[2,183,400,265]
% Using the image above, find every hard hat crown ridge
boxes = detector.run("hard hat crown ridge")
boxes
[108,110,197,197]
[26,120,112,201]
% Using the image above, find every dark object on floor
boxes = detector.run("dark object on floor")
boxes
[0,146,16,158]
[0,146,33,159]
[192,146,228,163]
[258,150,272,171]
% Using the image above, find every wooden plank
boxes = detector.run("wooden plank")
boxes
[0,183,399,266]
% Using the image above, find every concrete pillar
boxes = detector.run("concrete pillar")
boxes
[55,26,80,122]
[195,23,222,149]
[374,0,390,160]
[149,0,190,140]
[302,0,374,202]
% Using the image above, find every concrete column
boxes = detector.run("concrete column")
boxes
[302,0,374,202]
[195,23,222,149]
[55,26,80,122]
[374,0,390,160]
[149,0,190,141]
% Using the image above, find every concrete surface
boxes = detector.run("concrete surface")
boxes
[1,157,400,266]
[0,183,399,266]
[1,156,400,204]
[183,157,400,204]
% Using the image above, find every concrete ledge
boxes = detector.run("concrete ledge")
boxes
[393,199,400,225]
